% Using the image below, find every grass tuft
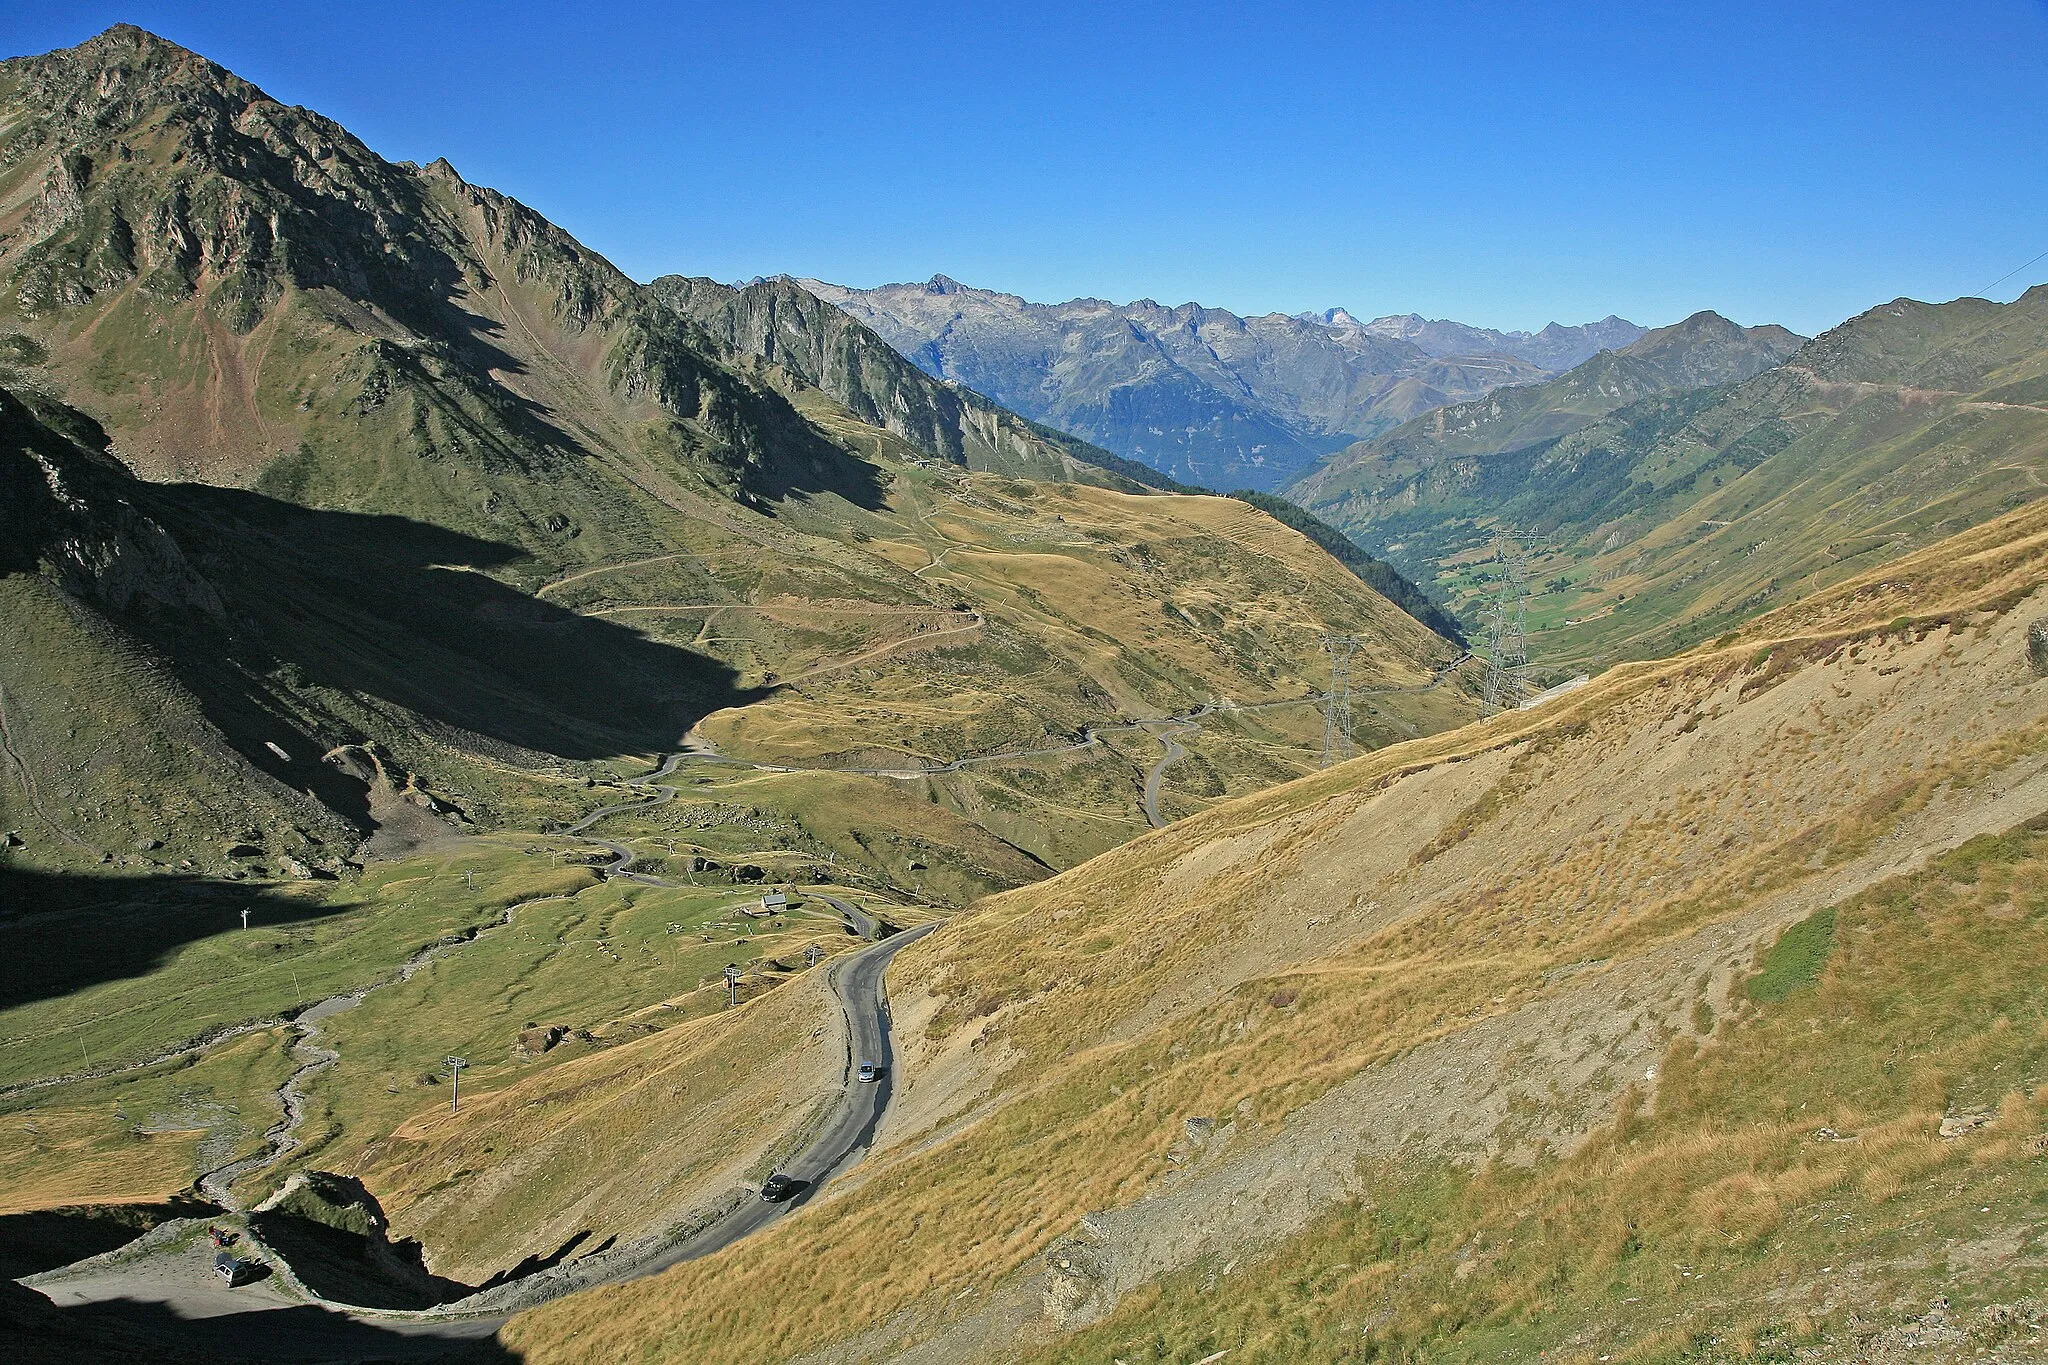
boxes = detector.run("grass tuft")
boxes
[1746,907,1835,1003]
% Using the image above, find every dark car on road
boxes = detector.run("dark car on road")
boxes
[759,1173,799,1202]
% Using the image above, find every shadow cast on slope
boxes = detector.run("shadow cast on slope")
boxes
[7,389,768,775]
[731,387,892,514]
[133,484,770,763]
[244,1172,597,1313]
[0,1199,221,1280]
[0,867,363,1014]
[626,312,892,512]
[2,1279,519,1364]
[475,1229,607,1292]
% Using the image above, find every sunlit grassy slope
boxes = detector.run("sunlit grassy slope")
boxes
[1033,821,2048,1363]
[0,828,909,1242]
[356,946,853,1285]
[1295,288,2048,673]
[503,499,2048,1362]
[0,1027,296,1214]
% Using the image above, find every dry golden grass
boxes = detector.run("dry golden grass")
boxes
[663,467,1475,869]
[0,1029,296,1213]
[359,965,843,1282]
[501,505,2048,1361]
[1018,816,2048,1363]
[694,474,1462,762]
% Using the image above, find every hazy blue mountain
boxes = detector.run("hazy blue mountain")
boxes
[1320,310,1648,369]
[802,276,1644,491]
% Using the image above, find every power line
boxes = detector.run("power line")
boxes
[1320,634,1362,767]
[1977,247,2048,300]
[1480,530,1545,714]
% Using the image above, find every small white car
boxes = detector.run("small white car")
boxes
[856,1062,879,1084]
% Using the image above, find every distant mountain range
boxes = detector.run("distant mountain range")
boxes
[1290,289,2048,665]
[801,276,1649,490]
[1312,309,1649,370]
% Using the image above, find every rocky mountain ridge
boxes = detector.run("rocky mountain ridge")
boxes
[1291,308,1807,506]
[0,27,1135,501]
[801,275,1649,490]
[1304,307,1647,368]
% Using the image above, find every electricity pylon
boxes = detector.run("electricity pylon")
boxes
[1321,634,1363,767]
[1480,530,1545,713]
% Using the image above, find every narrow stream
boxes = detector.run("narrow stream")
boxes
[193,900,537,1209]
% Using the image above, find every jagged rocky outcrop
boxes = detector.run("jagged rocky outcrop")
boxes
[0,385,223,617]
[654,275,1145,485]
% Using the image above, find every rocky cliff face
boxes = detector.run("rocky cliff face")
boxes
[0,386,223,618]
[801,275,1641,490]
[5,26,488,336]
[651,274,1140,486]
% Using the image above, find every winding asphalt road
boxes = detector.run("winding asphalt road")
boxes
[1139,721,1198,828]
[23,856,936,1361]
[817,892,885,940]
[25,660,1476,1355]
[560,752,687,884]
[617,921,933,1275]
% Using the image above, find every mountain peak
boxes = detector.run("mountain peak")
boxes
[75,23,196,61]
[1612,310,1795,370]
[5,22,286,157]
[31,22,248,91]
[926,273,966,294]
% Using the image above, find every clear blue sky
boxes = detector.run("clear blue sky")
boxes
[11,2,2048,334]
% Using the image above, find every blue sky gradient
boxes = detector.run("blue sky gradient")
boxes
[11,1,2048,334]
